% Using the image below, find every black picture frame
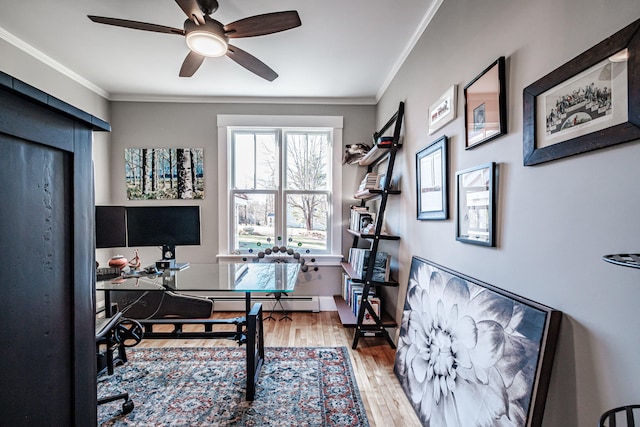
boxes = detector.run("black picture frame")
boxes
[395,256,562,427]
[456,162,495,246]
[523,18,640,166]
[416,136,448,220]
[464,57,507,149]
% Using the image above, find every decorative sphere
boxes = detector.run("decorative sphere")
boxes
[258,251,265,258]
[265,248,272,255]
[287,248,294,255]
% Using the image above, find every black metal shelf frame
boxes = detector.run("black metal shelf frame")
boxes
[340,101,404,349]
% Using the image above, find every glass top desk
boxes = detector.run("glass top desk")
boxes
[96,262,300,400]
[97,262,299,313]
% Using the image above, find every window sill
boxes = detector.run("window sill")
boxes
[216,253,344,267]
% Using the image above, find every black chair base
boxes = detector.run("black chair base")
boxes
[97,312,142,418]
[98,392,134,415]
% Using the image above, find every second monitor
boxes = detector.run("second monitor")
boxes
[126,205,201,260]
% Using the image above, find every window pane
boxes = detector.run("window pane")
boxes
[233,132,277,190]
[285,132,330,191]
[286,193,328,251]
[233,193,276,251]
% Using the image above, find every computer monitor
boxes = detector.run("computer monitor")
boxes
[126,206,201,260]
[95,206,127,248]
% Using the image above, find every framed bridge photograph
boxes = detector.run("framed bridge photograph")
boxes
[523,17,640,166]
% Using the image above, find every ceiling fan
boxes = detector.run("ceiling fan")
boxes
[88,0,301,81]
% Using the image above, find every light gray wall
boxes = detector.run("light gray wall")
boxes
[377,0,640,425]
[109,101,376,296]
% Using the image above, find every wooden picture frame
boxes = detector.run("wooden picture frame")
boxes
[395,256,562,427]
[464,57,507,149]
[456,162,495,246]
[416,136,448,220]
[523,18,640,166]
[428,85,457,134]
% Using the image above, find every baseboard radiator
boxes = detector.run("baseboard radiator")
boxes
[213,295,321,313]
[97,295,335,314]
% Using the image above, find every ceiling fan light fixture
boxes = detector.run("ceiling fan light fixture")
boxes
[186,31,228,57]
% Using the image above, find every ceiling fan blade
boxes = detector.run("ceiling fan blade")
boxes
[174,0,206,25]
[226,45,278,81]
[224,11,301,38]
[179,51,206,77]
[88,16,185,36]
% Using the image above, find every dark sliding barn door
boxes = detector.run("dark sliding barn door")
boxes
[0,77,110,425]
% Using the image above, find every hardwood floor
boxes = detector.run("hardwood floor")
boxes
[136,311,421,427]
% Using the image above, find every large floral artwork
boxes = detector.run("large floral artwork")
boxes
[394,257,561,427]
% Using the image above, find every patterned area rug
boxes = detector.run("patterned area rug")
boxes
[98,346,369,426]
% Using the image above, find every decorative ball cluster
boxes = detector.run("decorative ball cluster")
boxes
[255,246,316,272]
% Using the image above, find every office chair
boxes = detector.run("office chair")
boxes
[96,311,143,415]
[599,404,640,427]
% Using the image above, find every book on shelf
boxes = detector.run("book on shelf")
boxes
[348,248,391,282]
[352,292,381,322]
[363,297,381,324]
[357,172,385,192]
[349,206,375,233]
[376,136,394,147]
[342,274,376,306]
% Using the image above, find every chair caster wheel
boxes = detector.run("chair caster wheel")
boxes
[122,400,134,415]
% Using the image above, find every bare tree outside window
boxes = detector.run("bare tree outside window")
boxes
[285,132,329,236]
[230,129,331,253]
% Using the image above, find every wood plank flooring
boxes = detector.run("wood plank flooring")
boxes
[136,311,421,427]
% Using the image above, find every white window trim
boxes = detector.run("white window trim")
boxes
[217,115,343,266]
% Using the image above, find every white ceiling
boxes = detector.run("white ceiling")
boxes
[0,0,441,103]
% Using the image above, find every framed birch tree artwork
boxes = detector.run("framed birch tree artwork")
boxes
[125,148,204,200]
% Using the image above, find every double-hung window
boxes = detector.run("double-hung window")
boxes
[217,115,343,264]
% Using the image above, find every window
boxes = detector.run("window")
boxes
[218,115,343,264]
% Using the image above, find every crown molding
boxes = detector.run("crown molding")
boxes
[0,25,110,99]
[376,0,444,102]
[108,94,377,105]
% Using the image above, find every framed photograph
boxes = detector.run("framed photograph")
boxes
[395,256,562,427]
[464,56,507,149]
[456,162,495,246]
[125,148,204,200]
[523,18,640,166]
[416,135,448,220]
[428,85,457,134]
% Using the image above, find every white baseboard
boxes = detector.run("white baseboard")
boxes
[318,296,337,311]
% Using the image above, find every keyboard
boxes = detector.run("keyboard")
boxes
[96,267,121,281]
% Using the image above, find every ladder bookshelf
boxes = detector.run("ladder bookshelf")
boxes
[336,101,404,349]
